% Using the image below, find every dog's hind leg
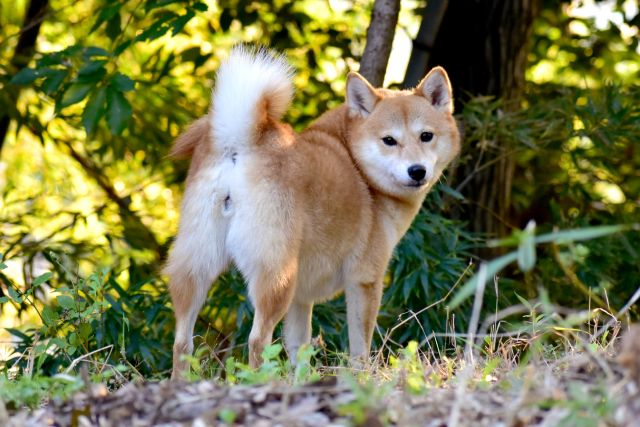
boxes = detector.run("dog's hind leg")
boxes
[168,260,227,380]
[165,183,230,380]
[224,166,302,367]
[284,301,313,363]
[245,264,298,368]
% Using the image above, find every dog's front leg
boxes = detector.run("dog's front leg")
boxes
[345,280,383,364]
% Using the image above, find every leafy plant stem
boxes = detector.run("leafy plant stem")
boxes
[551,243,608,311]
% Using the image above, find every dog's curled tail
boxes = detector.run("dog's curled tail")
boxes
[210,46,294,151]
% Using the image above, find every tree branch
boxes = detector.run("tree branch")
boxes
[0,0,49,155]
[64,143,164,258]
[358,0,400,87]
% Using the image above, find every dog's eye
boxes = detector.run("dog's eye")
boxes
[382,136,397,146]
[420,132,434,143]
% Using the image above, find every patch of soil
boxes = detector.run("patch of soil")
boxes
[5,335,640,427]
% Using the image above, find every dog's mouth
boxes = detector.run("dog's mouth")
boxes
[405,180,427,188]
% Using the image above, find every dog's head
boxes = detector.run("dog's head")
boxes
[346,68,460,199]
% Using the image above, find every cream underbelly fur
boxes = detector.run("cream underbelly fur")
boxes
[165,46,461,379]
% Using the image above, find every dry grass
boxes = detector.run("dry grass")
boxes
[4,336,639,426]
[3,282,640,426]
[4,307,640,426]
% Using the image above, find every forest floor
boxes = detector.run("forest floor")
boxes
[4,328,640,427]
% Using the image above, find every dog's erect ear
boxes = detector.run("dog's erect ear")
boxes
[347,72,379,118]
[416,67,453,113]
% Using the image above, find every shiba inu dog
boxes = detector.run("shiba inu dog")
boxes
[165,46,460,379]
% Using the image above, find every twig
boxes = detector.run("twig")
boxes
[65,345,114,374]
[592,285,640,341]
[551,243,608,310]
[373,260,473,366]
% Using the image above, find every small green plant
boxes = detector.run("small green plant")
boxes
[218,408,237,424]
[338,375,392,426]
[222,344,288,385]
[559,382,615,427]
[0,374,83,409]
[223,343,320,385]
[0,364,129,409]
[389,341,425,394]
[1,256,173,378]
[293,344,320,385]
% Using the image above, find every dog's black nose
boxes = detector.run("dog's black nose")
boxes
[407,164,426,181]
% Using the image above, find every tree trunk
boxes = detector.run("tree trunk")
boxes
[0,0,49,155]
[402,0,448,89]
[406,0,540,243]
[359,0,401,87]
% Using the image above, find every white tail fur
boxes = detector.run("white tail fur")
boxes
[210,46,294,152]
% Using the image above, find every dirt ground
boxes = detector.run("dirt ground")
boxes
[4,350,640,427]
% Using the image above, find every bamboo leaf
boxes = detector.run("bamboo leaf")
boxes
[449,252,519,310]
[534,224,628,245]
[517,221,537,272]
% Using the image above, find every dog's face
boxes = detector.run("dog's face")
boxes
[346,68,460,198]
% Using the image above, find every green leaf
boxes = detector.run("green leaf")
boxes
[106,87,132,134]
[110,73,135,92]
[32,272,53,287]
[192,2,208,12]
[0,262,7,270]
[77,60,107,83]
[534,224,628,245]
[514,292,530,309]
[42,69,68,94]
[57,295,76,310]
[171,11,195,35]
[261,343,282,361]
[439,184,465,200]
[517,221,537,272]
[41,305,59,326]
[220,8,233,31]
[114,40,132,56]
[78,323,92,340]
[135,14,176,42]
[69,332,79,346]
[60,83,93,108]
[91,2,122,32]
[83,86,107,135]
[11,67,39,85]
[79,60,107,76]
[449,252,519,310]
[7,286,22,303]
[83,46,109,58]
[219,409,236,424]
[6,328,30,341]
[106,13,121,40]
